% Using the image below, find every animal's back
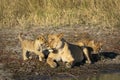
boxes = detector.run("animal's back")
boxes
[68,43,84,62]
[21,40,35,51]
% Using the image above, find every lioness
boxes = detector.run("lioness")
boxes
[77,39,102,54]
[18,33,46,61]
[46,33,91,68]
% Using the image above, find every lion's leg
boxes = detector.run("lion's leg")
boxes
[38,53,44,61]
[22,49,28,60]
[36,51,44,61]
[66,61,75,68]
[65,58,74,68]
[83,48,92,64]
[38,56,42,61]
[47,53,58,68]
[47,57,57,68]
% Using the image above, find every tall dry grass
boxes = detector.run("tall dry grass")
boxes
[0,0,120,28]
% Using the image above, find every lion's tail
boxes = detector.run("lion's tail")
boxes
[18,33,23,42]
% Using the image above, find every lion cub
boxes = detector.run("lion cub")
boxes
[77,39,103,54]
[18,33,46,61]
[46,33,91,68]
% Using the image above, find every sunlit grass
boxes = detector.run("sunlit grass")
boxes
[0,0,120,28]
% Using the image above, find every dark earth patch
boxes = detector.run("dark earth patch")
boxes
[0,25,120,80]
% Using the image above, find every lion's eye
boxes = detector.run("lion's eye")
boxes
[51,38,54,41]
[37,38,39,40]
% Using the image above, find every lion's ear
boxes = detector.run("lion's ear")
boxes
[48,34,51,38]
[36,35,41,40]
[57,33,64,39]
[100,42,103,46]
[91,40,95,46]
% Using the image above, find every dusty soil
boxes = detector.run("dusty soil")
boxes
[0,25,120,80]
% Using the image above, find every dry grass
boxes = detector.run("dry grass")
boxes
[0,0,120,28]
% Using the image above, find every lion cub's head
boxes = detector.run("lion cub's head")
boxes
[92,41,103,53]
[89,40,103,53]
[35,35,47,50]
[78,39,103,54]
[48,33,64,50]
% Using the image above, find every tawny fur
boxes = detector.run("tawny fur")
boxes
[18,33,46,61]
[46,33,91,68]
[77,39,103,54]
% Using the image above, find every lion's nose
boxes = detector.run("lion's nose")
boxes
[45,42,49,47]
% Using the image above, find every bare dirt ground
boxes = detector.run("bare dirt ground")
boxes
[0,25,120,80]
